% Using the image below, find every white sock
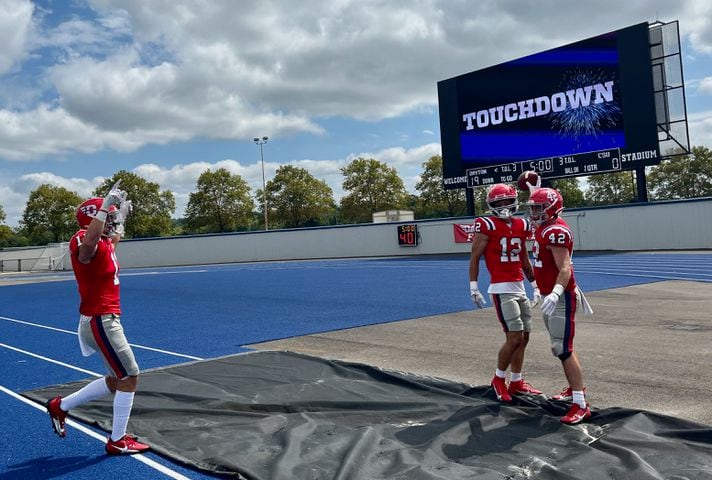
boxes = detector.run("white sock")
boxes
[572,390,586,408]
[110,391,135,442]
[510,372,522,382]
[60,378,110,411]
[495,369,507,379]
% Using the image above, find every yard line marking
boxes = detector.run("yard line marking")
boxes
[0,342,102,377]
[0,384,192,480]
[0,316,203,361]
[573,267,712,278]
[121,269,208,277]
[573,269,712,282]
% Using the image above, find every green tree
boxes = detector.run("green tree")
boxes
[20,184,83,244]
[471,187,489,216]
[95,171,175,238]
[585,171,636,206]
[340,157,409,223]
[261,165,335,228]
[415,155,467,218]
[0,225,14,247]
[550,177,586,208]
[0,204,12,247]
[184,168,254,233]
[648,146,712,200]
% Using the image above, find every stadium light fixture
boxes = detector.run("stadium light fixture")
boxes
[253,136,269,230]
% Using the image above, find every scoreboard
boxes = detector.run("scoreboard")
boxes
[438,22,661,190]
[466,147,635,187]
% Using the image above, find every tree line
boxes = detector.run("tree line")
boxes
[1,146,710,247]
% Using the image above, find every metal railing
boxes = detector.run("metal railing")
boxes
[0,255,66,273]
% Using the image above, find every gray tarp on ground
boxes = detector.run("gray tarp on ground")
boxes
[23,351,712,479]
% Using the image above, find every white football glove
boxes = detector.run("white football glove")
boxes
[101,180,128,211]
[469,281,487,309]
[530,281,542,308]
[119,199,132,220]
[541,284,564,316]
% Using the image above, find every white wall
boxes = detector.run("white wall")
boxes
[111,197,712,268]
[1,197,710,271]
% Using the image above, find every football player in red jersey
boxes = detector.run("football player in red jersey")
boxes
[527,187,591,424]
[469,184,541,403]
[46,181,150,454]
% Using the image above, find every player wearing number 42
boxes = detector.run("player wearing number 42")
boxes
[45,182,151,454]
[526,186,594,424]
[468,183,542,403]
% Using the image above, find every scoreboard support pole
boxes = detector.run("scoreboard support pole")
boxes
[466,186,476,217]
[635,166,649,202]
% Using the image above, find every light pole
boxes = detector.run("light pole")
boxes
[253,136,269,230]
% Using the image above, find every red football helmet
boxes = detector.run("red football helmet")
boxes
[526,187,564,225]
[486,183,518,219]
[76,198,121,235]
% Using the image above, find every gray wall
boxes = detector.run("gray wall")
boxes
[105,197,712,269]
[1,197,710,272]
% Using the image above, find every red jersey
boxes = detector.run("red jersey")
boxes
[69,230,121,316]
[473,216,531,284]
[532,217,577,295]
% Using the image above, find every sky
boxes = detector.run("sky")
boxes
[1,0,711,227]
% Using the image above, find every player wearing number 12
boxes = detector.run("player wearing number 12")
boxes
[468,184,541,403]
[45,182,150,454]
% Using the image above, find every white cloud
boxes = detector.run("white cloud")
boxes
[0,171,104,227]
[698,77,712,95]
[0,0,33,74]
[1,0,710,161]
[0,142,441,226]
[688,110,712,148]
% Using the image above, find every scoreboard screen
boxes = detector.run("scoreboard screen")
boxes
[438,22,660,189]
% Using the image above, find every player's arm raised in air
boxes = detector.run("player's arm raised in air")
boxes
[78,212,106,263]
[78,182,124,263]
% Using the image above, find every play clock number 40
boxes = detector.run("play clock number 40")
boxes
[397,224,418,247]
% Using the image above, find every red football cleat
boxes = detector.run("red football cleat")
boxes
[490,376,512,402]
[105,435,150,455]
[46,396,67,438]
[552,386,586,401]
[561,403,591,424]
[508,380,543,395]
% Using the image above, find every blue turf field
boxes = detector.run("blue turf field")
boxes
[1,253,711,479]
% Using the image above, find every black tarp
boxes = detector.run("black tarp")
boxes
[24,351,712,479]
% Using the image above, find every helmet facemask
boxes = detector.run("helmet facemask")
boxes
[103,206,124,236]
[489,198,518,219]
[527,202,549,226]
[526,188,563,226]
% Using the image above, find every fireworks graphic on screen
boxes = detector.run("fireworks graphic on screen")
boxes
[551,69,621,146]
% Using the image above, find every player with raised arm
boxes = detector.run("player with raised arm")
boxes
[469,183,541,403]
[527,187,591,424]
[46,181,150,454]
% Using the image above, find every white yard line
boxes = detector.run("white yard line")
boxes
[0,316,203,361]
[573,269,712,282]
[0,384,193,480]
[0,342,102,377]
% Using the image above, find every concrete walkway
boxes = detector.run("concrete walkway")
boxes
[251,280,712,426]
